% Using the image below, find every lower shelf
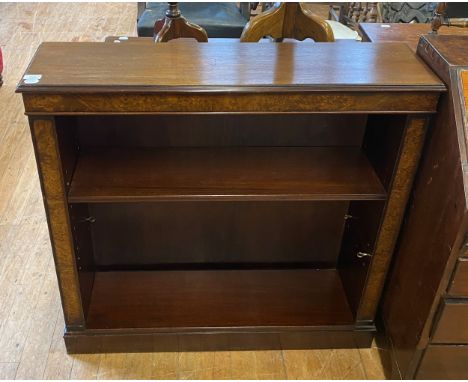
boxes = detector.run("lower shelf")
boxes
[86,269,354,330]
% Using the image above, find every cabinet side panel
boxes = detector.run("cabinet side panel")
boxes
[381,93,466,377]
[357,116,428,322]
[30,118,84,328]
[339,115,406,316]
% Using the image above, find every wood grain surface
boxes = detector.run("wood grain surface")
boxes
[381,35,468,379]
[359,23,468,52]
[463,70,468,113]
[357,116,428,321]
[21,91,442,114]
[417,345,468,379]
[74,113,368,147]
[431,299,468,343]
[417,36,468,85]
[448,259,468,297]
[86,269,354,329]
[419,35,468,68]
[68,147,386,202]
[30,119,84,329]
[0,2,387,379]
[19,6,435,359]
[16,41,444,93]
[88,201,349,267]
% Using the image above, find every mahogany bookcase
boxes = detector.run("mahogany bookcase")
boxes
[17,40,444,353]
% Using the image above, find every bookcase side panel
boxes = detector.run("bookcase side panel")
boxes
[30,117,85,329]
[357,115,429,322]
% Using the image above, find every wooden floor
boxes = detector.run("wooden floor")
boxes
[0,3,388,379]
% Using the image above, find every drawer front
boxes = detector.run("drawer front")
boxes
[417,345,468,379]
[432,299,468,343]
[448,259,468,297]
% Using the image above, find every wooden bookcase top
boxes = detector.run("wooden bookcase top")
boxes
[16,41,444,94]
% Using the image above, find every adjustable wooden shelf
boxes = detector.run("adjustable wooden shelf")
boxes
[17,40,444,353]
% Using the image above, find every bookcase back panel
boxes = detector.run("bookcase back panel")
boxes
[75,114,367,148]
[87,201,348,268]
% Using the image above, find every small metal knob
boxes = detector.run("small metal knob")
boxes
[80,216,96,223]
[356,251,372,258]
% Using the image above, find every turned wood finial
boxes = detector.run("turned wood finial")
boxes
[165,2,181,18]
[154,2,208,43]
[431,2,447,33]
[431,2,468,33]
[240,2,334,42]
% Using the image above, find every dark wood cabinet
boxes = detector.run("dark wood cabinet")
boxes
[417,346,468,380]
[362,33,468,379]
[17,40,443,353]
[448,259,468,297]
[359,23,468,52]
[431,300,468,344]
